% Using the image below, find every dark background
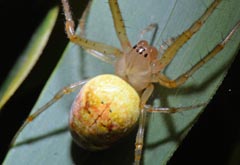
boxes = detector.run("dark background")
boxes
[0,0,239,164]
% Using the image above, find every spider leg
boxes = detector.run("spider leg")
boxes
[134,84,154,165]
[138,23,158,45]
[145,103,207,113]
[61,0,123,63]
[76,1,116,64]
[134,107,147,165]
[134,85,205,164]
[109,0,132,52]
[134,102,206,164]
[153,21,240,88]
[77,0,93,37]
[10,79,88,147]
[154,0,222,72]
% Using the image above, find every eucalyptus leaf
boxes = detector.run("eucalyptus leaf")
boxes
[0,6,59,110]
[4,0,240,165]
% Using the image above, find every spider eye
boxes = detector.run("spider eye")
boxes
[144,53,148,57]
[133,45,137,49]
[137,46,145,54]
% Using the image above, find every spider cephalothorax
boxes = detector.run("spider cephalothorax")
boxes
[115,40,158,92]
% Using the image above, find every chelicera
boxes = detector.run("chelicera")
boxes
[9,0,239,164]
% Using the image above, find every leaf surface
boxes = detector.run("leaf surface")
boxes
[4,0,240,165]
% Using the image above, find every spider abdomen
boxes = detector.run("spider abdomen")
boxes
[69,74,140,150]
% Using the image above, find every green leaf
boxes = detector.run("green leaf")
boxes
[4,0,240,165]
[0,6,59,110]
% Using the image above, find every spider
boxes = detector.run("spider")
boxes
[8,0,239,164]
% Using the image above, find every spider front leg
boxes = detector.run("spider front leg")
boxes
[153,21,240,88]
[109,0,132,52]
[61,0,122,63]
[153,0,221,72]
[138,23,158,45]
[10,80,88,147]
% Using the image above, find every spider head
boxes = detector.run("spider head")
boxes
[132,40,158,61]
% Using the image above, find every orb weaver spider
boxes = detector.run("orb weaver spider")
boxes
[7,0,239,164]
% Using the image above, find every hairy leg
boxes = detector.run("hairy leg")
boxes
[61,0,123,63]
[10,80,88,147]
[134,84,153,164]
[153,0,222,72]
[109,0,132,52]
[153,21,240,88]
